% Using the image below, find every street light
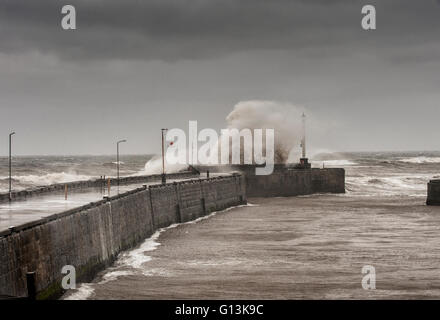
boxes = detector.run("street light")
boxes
[116,139,127,188]
[9,132,15,201]
[161,128,168,184]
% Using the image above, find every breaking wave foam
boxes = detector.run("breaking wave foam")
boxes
[120,204,253,272]
[312,160,358,167]
[4,172,92,187]
[63,284,95,300]
[346,174,431,197]
[138,156,188,175]
[62,203,254,300]
[398,157,440,164]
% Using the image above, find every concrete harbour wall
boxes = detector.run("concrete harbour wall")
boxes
[0,171,197,204]
[427,180,440,206]
[0,165,345,299]
[245,168,344,197]
[245,169,313,197]
[0,174,246,299]
[196,165,345,197]
[311,168,345,194]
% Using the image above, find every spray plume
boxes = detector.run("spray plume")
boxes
[141,100,305,174]
[224,100,304,164]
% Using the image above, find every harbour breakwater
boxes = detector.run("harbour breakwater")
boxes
[427,180,440,206]
[0,171,197,204]
[196,165,345,197]
[0,167,345,299]
[0,174,246,299]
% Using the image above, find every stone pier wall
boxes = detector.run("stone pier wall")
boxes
[0,165,345,299]
[196,165,345,197]
[0,174,246,299]
[245,169,313,197]
[311,168,346,194]
[0,171,198,204]
[427,180,440,206]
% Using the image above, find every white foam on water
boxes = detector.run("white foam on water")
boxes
[120,204,252,271]
[63,284,95,300]
[62,270,135,300]
[345,174,432,197]
[13,172,92,186]
[245,202,258,207]
[138,155,188,175]
[312,160,358,167]
[120,204,252,272]
[398,156,440,164]
[99,270,134,284]
[182,258,244,267]
[118,229,164,269]
[141,268,173,277]
[62,203,253,300]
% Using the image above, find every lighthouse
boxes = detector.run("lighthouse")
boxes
[301,112,306,158]
[299,112,310,168]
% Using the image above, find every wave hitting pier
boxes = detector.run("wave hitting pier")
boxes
[0,165,346,300]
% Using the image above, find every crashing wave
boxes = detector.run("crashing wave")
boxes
[398,157,440,164]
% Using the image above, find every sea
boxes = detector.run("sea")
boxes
[2,151,440,299]
[1,151,439,196]
[0,155,154,193]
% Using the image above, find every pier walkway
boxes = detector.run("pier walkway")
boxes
[0,173,217,233]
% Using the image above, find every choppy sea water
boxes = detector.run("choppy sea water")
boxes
[57,151,440,299]
[0,155,154,193]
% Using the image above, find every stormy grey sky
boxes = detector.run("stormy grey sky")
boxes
[0,0,439,156]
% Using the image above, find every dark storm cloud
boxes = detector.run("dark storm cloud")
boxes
[1,0,440,155]
[1,0,439,61]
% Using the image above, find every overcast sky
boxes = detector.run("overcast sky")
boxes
[0,0,439,155]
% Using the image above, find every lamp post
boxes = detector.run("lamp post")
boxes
[161,128,168,184]
[9,132,15,201]
[116,139,126,188]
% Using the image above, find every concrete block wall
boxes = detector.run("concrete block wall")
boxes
[149,184,180,228]
[312,168,345,194]
[195,165,345,197]
[0,171,198,204]
[245,169,313,197]
[176,181,204,223]
[427,180,440,206]
[0,175,246,299]
[210,175,247,209]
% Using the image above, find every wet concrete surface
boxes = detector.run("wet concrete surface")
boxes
[0,185,141,231]
[0,175,216,232]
